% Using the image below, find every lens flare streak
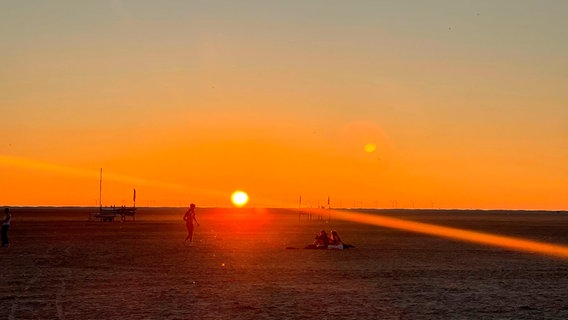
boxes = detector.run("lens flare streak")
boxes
[0,155,219,195]
[305,209,568,260]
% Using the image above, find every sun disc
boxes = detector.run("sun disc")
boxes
[231,190,249,207]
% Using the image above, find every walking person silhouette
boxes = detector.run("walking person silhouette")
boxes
[183,203,199,244]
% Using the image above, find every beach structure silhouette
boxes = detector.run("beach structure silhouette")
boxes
[90,168,136,222]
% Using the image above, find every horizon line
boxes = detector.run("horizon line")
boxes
[4,205,567,212]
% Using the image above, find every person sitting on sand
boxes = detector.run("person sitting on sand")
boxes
[302,229,353,250]
[314,230,329,248]
[328,230,344,250]
[329,230,342,245]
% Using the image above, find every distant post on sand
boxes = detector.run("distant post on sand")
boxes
[298,195,302,222]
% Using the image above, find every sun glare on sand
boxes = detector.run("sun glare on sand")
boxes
[231,190,249,207]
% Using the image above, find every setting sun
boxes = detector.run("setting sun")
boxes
[231,190,249,207]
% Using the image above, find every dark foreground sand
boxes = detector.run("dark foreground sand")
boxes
[1,207,568,319]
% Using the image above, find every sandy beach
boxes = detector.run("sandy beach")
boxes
[1,208,568,319]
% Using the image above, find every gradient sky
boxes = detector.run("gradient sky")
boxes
[1,1,567,209]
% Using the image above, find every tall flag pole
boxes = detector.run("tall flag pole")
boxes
[99,168,103,210]
[298,195,302,221]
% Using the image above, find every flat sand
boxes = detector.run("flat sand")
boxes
[1,207,568,319]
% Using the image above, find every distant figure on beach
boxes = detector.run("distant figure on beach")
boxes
[303,230,329,249]
[301,229,353,250]
[2,207,11,247]
[314,229,329,248]
[183,203,199,243]
[328,230,343,250]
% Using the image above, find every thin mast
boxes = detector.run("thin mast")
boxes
[99,168,103,209]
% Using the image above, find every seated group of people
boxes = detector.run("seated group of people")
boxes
[310,229,345,250]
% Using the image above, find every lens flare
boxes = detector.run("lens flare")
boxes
[300,208,568,260]
[0,155,226,199]
[364,143,377,153]
[231,190,249,207]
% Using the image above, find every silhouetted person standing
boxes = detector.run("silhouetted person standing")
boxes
[2,207,11,247]
[183,203,199,243]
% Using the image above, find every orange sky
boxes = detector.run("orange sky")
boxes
[1,1,567,209]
